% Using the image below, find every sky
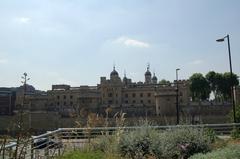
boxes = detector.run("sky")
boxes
[0,0,240,91]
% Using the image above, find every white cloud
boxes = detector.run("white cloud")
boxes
[189,60,204,65]
[15,17,31,24]
[0,58,8,64]
[113,36,150,48]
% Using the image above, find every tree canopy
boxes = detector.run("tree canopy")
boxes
[189,73,210,101]
[190,71,239,101]
[159,79,171,85]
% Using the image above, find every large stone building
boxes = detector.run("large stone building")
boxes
[47,84,100,117]
[15,85,49,112]
[46,66,190,117]
[1,68,239,134]
[0,88,16,115]
[3,67,239,119]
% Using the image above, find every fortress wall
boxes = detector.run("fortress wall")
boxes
[0,106,232,135]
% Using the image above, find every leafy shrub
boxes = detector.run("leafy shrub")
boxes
[90,134,117,152]
[118,126,211,159]
[204,128,217,143]
[229,104,240,123]
[59,150,104,159]
[89,125,212,159]
[160,127,211,159]
[118,126,160,159]
[190,144,240,159]
[231,127,240,139]
[149,130,163,158]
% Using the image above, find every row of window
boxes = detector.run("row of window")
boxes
[57,92,154,100]
[57,101,73,106]
[105,99,152,105]
[57,99,182,106]
[124,100,152,104]
[56,95,73,100]
[106,93,152,98]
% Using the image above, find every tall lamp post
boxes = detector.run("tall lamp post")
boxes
[176,68,180,125]
[20,72,30,130]
[216,34,236,123]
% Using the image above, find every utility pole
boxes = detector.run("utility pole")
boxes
[216,34,236,123]
[20,72,30,130]
[176,68,180,125]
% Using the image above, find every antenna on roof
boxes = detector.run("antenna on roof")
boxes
[113,62,116,70]
[147,62,150,71]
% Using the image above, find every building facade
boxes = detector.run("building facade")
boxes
[46,66,191,117]
[0,88,16,115]
[47,84,100,117]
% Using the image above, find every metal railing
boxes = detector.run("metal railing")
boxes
[1,123,240,159]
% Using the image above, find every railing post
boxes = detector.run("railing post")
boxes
[87,128,91,145]
[1,138,6,159]
[8,148,12,159]
[30,137,34,159]
[45,136,50,159]
[57,129,62,156]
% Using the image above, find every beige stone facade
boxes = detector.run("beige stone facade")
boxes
[44,67,191,117]
[47,85,100,116]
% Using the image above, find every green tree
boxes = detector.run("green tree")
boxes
[189,73,211,101]
[213,72,225,100]
[206,71,217,98]
[220,72,239,100]
[205,71,239,101]
[212,72,239,101]
[159,79,171,85]
[206,71,223,100]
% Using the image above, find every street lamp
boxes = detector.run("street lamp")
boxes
[176,68,180,124]
[20,72,30,130]
[216,34,236,123]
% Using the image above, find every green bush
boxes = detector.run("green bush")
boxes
[90,134,117,153]
[231,127,240,139]
[117,126,211,159]
[118,126,160,159]
[89,125,212,159]
[204,128,217,143]
[160,127,211,159]
[229,104,240,123]
[190,144,240,159]
[59,150,104,159]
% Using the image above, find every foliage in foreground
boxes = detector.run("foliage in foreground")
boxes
[58,150,104,159]
[158,127,211,159]
[229,104,240,123]
[90,125,213,159]
[231,126,240,139]
[189,144,240,159]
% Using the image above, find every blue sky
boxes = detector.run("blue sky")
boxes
[0,0,239,90]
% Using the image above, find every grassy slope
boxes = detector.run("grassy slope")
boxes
[58,151,104,159]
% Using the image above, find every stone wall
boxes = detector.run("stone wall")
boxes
[0,105,232,136]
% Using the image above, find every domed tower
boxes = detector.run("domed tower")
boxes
[152,73,158,84]
[145,64,152,84]
[110,66,119,80]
